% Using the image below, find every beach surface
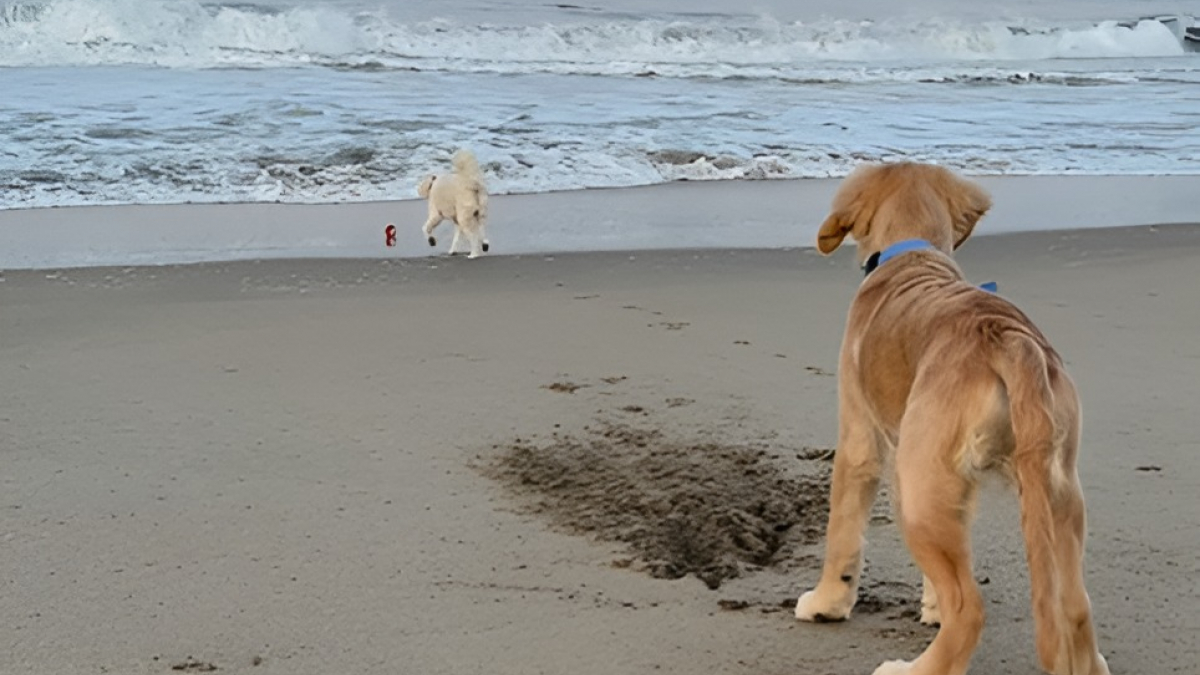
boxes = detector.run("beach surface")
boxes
[2,189,1199,674]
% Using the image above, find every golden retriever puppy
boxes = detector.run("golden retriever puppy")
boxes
[417,149,490,258]
[795,163,1109,675]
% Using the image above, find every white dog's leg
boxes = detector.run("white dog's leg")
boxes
[422,213,443,247]
[467,229,484,259]
[448,228,462,256]
[481,224,490,253]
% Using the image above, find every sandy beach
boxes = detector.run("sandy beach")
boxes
[2,185,1199,674]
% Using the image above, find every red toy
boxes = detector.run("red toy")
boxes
[384,223,397,247]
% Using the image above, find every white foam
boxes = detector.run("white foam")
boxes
[0,0,1189,70]
[0,0,366,67]
[997,19,1185,59]
[3,0,1198,211]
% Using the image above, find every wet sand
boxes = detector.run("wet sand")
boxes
[3,173,1200,269]
[2,217,1199,674]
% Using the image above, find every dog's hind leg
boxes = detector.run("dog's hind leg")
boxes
[1029,412,1108,674]
[466,227,484,259]
[999,342,1108,675]
[457,213,485,259]
[919,487,977,627]
[1042,468,1110,675]
[422,213,443,247]
[877,402,983,675]
[796,391,881,623]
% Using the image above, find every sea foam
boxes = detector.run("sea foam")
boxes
[0,0,1188,71]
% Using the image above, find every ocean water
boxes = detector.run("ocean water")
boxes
[2,0,1199,210]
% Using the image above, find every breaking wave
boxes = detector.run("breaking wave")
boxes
[0,0,1190,73]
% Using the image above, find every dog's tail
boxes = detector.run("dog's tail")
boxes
[990,328,1065,670]
[452,149,487,221]
[453,149,483,187]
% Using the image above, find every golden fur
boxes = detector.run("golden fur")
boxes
[795,163,1109,675]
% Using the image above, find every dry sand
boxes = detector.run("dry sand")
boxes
[2,204,1199,674]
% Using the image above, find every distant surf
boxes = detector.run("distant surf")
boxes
[2,0,1198,210]
[0,0,1190,71]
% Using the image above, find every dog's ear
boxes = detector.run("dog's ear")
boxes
[816,211,852,254]
[816,164,883,255]
[942,173,992,249]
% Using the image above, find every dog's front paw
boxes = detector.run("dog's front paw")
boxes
[872,659,913,675]
[467,253,480,260]
[795,588,854,623]
[427,236,437,247]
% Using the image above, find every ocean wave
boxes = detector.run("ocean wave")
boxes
[7,139,1199,211]
[0,0,1191,72]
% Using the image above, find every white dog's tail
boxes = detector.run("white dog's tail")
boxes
[452,149,487,221]
[452,149,484,188]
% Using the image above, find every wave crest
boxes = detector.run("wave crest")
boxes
[0,0,1189,71]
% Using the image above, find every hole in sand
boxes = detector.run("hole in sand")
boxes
[482,421,832,589]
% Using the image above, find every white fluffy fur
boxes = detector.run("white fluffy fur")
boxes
[417,149,490,259]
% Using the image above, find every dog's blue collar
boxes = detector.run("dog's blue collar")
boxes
[862,239,934,276]
[862,238,997,293]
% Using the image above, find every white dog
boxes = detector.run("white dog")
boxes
[417,149,490,258]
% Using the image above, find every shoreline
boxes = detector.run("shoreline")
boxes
[3,174,1199,270]
[6,169,1200,214]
